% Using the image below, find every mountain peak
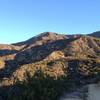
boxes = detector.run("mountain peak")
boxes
[37,32,66,39]
[38,32,58,37]
[13,32,67,47]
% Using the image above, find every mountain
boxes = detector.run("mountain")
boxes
[0,31,100,100]
[88,31,100,38]
[13,32,67,46]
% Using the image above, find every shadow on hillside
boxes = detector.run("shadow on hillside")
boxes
[15,38,78,64]
[0,49,18,56]
[0,37,79,78]
[0,60,19,78]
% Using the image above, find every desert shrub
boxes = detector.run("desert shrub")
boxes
[7,70,74,100]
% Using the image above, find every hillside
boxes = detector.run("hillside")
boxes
[88,31,100,38]
[0,31,100,100]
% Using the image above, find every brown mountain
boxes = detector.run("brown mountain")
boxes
[0,32,99,77]
[0,31,100,100]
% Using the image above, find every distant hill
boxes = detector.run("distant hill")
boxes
[88,31,100,38]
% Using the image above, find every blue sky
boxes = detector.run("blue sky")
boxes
[0,0,100,44]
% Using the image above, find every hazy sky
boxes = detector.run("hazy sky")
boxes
[0,0,100,44]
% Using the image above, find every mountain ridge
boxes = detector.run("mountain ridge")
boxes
[0,31,100,100]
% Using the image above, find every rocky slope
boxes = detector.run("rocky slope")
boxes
[0,31,100,100]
